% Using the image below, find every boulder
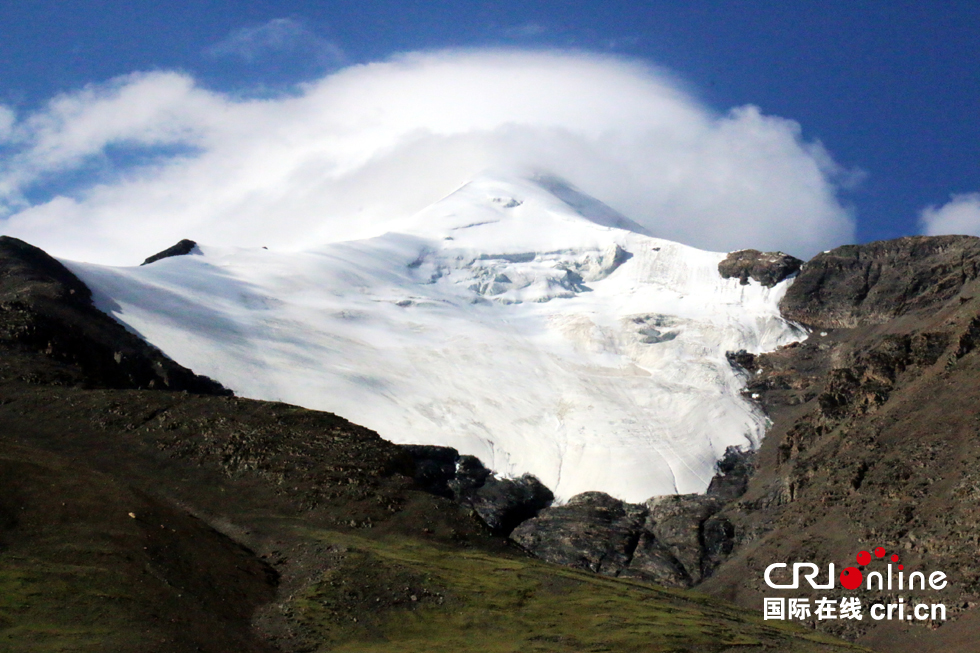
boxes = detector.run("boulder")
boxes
[718,249,802,287]
[510,492,647,574]
[468,474,553,536]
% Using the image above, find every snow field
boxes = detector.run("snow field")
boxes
[67,175,804,501]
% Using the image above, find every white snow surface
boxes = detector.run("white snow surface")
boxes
[65,175,805,502]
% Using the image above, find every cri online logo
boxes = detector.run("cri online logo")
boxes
[763,546,948,622]
[765,546,947,592]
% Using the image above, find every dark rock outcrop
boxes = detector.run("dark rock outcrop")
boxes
[705,446,756,503]
[642,494,727,585]
[510,492,649,575]
[725,349,758,375]
[400,444,459,498]
[718,249,802,287]
[448,454,493,497]
[511,480,741,588]
[467,473,554,535]
[401,445,553,536]
[142,238,198,265]
[0,236,228,393]
[781,235,980,328]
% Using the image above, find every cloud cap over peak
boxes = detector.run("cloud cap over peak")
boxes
[0,49,855,264]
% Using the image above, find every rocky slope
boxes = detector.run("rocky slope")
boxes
[0,236,228,394]
[504,236,980,652]
[703,237,980,650]
[0,236,860,652]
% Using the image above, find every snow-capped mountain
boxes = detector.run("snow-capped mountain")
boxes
[65,174,805,502]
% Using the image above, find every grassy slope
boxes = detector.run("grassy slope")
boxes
[0,443,278,653]
[277,531,865,653]
[0,382,872,653]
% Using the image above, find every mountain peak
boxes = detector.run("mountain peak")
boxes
[529,174,652,236]
[389,173,651,252]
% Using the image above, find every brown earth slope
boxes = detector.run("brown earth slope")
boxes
[699,236,980,651]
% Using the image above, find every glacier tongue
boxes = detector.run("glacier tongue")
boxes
[64,175,805,502]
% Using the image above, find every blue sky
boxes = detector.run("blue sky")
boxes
[0,1,978,261]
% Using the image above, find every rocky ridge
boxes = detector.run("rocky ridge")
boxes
[141,238,199,265]
[780,236,980,328]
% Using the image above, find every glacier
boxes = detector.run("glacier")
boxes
[65,174,805,502]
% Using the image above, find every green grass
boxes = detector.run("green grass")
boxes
[0,557,134,652]
[1,529,871,653]
[284,530,869,653]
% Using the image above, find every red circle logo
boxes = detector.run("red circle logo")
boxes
[840,567,863,590]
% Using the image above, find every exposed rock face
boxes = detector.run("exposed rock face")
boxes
[510,486,738,588]
[718,249,803,287]
[705,446,756,503]
[510,492,649,576]
[0,236,228,393]
[142,238,198,265]
[401,445,554,536]
[642,494,728,584]
[781,235,980,328]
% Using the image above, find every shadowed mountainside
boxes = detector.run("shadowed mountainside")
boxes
[0,236,228,394]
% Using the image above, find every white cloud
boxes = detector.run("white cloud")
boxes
[920,193,980,237]
[0,72,224,210]
[0,49,856,264]
[206,17,344,66]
